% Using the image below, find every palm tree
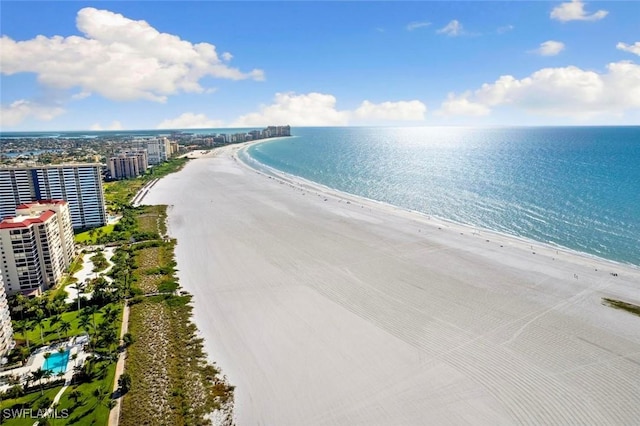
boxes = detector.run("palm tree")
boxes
[93,386,109,409]
[59,320,72,339]
[33,308,46,344]
[13,293,28,320]
[71,282,86,312]
[49,315,62,341]
[78,315,92,337]
[103,305,119,323]
[69,389,83,405]
[13,319,32,350]
[118,372,132,394]
[83,305,99,330]
[31,368,46,395]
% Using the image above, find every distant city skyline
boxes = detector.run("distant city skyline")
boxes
[1,1,639,131]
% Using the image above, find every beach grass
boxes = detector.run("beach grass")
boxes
[121,295,234,426]
[602,298,640,317]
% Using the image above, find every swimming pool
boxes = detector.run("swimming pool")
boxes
[43,350,70,374]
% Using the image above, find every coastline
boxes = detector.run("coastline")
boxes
[239,140,638,272]
[144,142,640,425]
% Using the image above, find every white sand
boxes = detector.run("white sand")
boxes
[144,145,640,425]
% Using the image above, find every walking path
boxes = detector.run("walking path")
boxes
[108,303,130,426]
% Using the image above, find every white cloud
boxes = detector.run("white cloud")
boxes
[617,42,640,56]
[233,93,428,127]
[437,20,464,37]
[437,93,491,117]
[497,25,514,34]
[437,61,640,119]
[0,7,264,103]
[0,100,65,127]
[406,21,431,31]
[222,52,233,61]
[71,91,91,100]
[533,40,566,56]
[550,0,608,22]
[90,120,123,131]
[354,100,426,121]
[157,112,224,129]
[233,92,351,127]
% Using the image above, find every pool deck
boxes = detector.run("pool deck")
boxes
[0,337,91,393]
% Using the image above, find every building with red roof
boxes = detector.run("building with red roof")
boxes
[0,200,75,296]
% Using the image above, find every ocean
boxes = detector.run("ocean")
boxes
[247,127,640,267]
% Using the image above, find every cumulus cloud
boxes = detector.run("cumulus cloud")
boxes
[533,40,566,56]
[233,92,351,127]
[157,112,224,129]
[437,93,491,117]
[436,61,640,119]
[550,0,608,22]
[437,20,464,36]
[0,100,65,127]
[233,93,427,127]
[0,7,264,103]
[406,21,431,31]
[617,42,640,56]
[90,120,123,131]
[353,100,426,121]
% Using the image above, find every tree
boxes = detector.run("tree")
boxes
[59,320,72,339]
[33,308,46,344]
[93,386,109,409]
[71,281,86,312]
[69,388,83,405]
[78,314,93,336]
[49,314,62,341]
[118,372,132,394]
[13,319,32,350]
[5,384,24,399]
[31,368,46,395]
[103,305,119,323]
[122,332,134,347]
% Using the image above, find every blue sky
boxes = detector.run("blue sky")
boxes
[1,1,639,130]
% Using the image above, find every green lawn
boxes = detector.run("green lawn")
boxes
[75,224,115,244]
[13,304,123,348]
[55,360,117,425]
[0,386,64,425]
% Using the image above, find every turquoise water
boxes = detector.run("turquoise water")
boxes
[43,350,70,374]
[247,127,640,267]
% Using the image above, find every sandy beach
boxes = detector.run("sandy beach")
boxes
[144,144,640,425]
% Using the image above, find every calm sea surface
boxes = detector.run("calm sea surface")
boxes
[247,127,640,267]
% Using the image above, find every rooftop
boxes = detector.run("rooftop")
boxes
[16,199,67,210]
[0,210,56,229]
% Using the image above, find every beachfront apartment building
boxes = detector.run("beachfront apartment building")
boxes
[16,200,75,267]
[0,164,106,229]
[0,201,75,296]
[109,154,142,180]
[146,138,172,165]
[0,273,13,358]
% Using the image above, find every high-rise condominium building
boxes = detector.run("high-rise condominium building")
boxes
[0,164,106,229]
[0,201,75,296]
[0,273,13,358]
[16,200,75,266]
[109,155,141,180]
[146,138,171,165]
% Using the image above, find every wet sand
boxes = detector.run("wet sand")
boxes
[144,144,640,425]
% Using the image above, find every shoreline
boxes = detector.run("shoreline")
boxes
[238,140,639,273]
[144,144,640,424]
